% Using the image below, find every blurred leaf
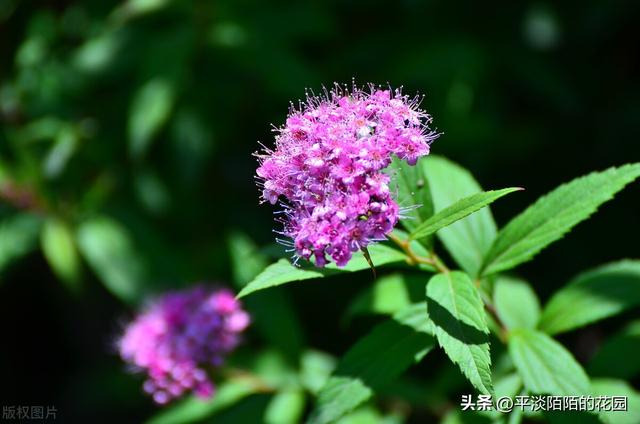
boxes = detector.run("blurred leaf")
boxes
[128,78,174,159]
[76,216,148,304]
[508,328,590,395]
[112,0,171,21]
[229,232,305,362]
[345,273,423,321]
[538,260,640,335]
[170,108,213,182]
[310,304,435,423]
[250,350,297,390]
[72,29,125,74]
[494,276,540,330]
[387,156,434,235]
[0,213,41,275]
[264,389,305,424]
[146,379,261,424]
[426,271,493,395]
[299,350,336,395]
[16,36,47,68]
[423,155,498,277]
[43,125,79,179]
[228,232,269,286]
[480,164,640,277]
[12,116,62,143]
[133,168,171,215]
[589,320,640,379]
[237,244,407,298]
[441,409,493,424]
[410,187,522,241]
[590,378,640,424]
[41,218,81,290]
[335,406,403,424]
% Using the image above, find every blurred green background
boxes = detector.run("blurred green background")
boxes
[1,0,639,422]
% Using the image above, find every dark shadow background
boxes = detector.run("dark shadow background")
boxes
[0,0,639,422]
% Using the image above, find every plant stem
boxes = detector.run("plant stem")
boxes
[388,232,449,274]
[223,368,275,393]
[389,232,509,341]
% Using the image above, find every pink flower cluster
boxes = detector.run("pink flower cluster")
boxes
[118,286,250,404]
[256,84,438,267]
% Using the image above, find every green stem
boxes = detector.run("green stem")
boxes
[389,233,509,341]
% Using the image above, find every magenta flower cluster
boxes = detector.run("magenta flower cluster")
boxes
[256,84,438,267]
[118,286,250,404]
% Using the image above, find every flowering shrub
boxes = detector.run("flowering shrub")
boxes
[256,85,438,267]
[118,287,250,404]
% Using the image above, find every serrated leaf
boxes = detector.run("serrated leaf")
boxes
[264,389,305,424]
[589,320,640,379]
[591,378,640,424]
[0,213,41,275]
[145,379,260,424]
[423,156,498,277]
[480,163,640,277]
[410,188,522,241]
[538,260,640,335]
[387,156,434,234]
[494,276,540,330]
[508,328,590,395]
[426,271,493,395]
[76,216,148,304]
[41,218,81,290]
[237,244,407,298]
[129,78,174,158]
[310,304,435,423]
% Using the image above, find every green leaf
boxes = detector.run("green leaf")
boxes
[334,244,407,272]
[589,320,640,379]
[41,218,81,290]
[0,213,41,274]
[387,156,434,234]
[591,378,640,424]
[426,271,493,395]
[228,231,269,286]
[480,163,640,277]
[237,244,407,298]
[345,273,424,321]
[228,232,305,362]
[145,379,260,424]
[76,216,148,304]
[129,78,174,159]
[508,328,590,395]
[494,276,540,330]
[310,304,435,423]
[43,125,79,179]
[335,407,403,424]
[478,373,523,421]
[264,389,306,424]
[299,350,336,395]
[423,155,498,277]
[538,260,640,335]
[237,258,324,298]
[410,188,522,241]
